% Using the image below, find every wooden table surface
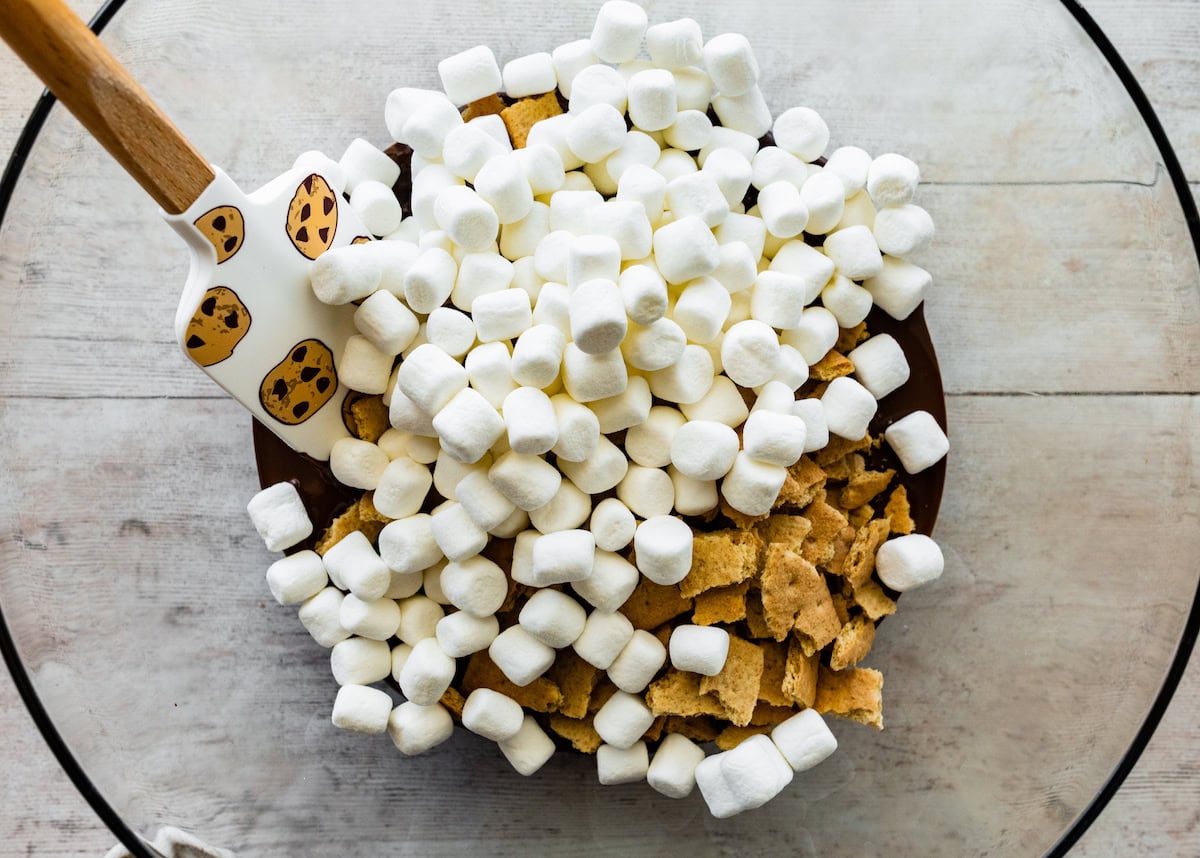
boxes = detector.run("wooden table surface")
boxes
[1,1,1198,854]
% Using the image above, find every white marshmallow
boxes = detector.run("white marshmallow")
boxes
[440,555,507,617]
[384,565,424,600]
[848,333,911,400]
[701,147,753,209]
[422,311,473,363]
[561,433,630,494]
[403,248,457,314]
[354,290,419,356]
[721,451,787,516]
[553,39,599,99]
[616,465,675,519]
[398,637,456,705]
[824,224,883,280]
[617,165,668,225]
[455,469,517,531]
[299,587,351,648]
[526,114,585,174]
[703,33,759,97]
[567,103,628,163]
[332,684,392,734]
[435,185,500,252]
[781,306,840,364]
[656,147,700,181]
[680,375,749,427]
[590,0,647,63]
[770,708,838,772]
[499,714,556,775]
[339,593,402,641]
[721,320,780,387]
[361,239,423,298]
[551,393,601,462]
[594,690,655,750]
[648,733,707,798]
[621,318,687,372]
[588,201,654,261]
[773,107,830,162]
[751,379,797,415]
[669,420,739,481]
[646,344,714,404]
[835,193,878,231]
[388,700,454,756]
[330,637,392,686]
[695,734,794,818]
[742,410,807,467]
[373,457,433,521]
[338,138,399,194]
[604,135,662,194]
[434,450,488,501]
[464,341,517,409]
[824,146,872,197]
[608,630,668,694]
[567,234,622,289]
[573,610,635,669]
[769,240,835,304]
[757,181,809,239]
[398,343,468,415]
[430,501,490,562]
[379,514,444,576]
[518,145,567,198]
[509,530,540,586]
[562,342,629,403]
[698,127,758,168]
[502,51,557,98]
[573,549,641,612]
[664,109,713,153]
[489,450,563,511]
[866,153,920,207]
[401,98,463,161]
[653,215,720,284]
[625,405,685,468]
[340,334,395,395]
[519,588,588,648]
[876,533,945,592]
[511,256,546,303]
[432,387,506,465]
[633,515,693,585]
[412,164,463,232]
[496,387,556,457]
[590,498,638,551]
[672,66,713,112]
[715,211,766,260]
[247,482,312,552]
[666,172,729,228]
[266,551,328,606]
[397,595,447,645]
[751,146,807,191]
[489,506,530,539]
[471,289,533,344]
[329,436,391,491]
[669,624,729,676]
[391,643,414,681]
[821,274,873,328]
[443,122,506,183]
[322,529,390,599]
[350,180,404,237]
[529,479,592,534]
[725,289,753,327]
[598,742,650,785]
[820,376,878,440]
[799,171,846,236]
[560,170,599,192]
[489,626,557,686]
[791,398,829,453]
[569,279,628,355]
[711,86,772,138]
[872,203,934,257]
[530,529,596,586]
[462,687,525,742]
[551,190,604,237]
[863,257,932,321]
[590,375,652,433]
[614,268,664,328]
[627,69,677,132]
[670,466,719,516]
[884,410,949,474]
[646,18,703,69]
[438,45,503,106]
[474,152,535,226]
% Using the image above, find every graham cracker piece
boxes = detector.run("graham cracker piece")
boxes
[462,93,507,121]
[815,433,873,467]
[851,580,897,620]
[760,544,841,650]
[699,636,764,727]
[645,669,725,718]
[549,714,603,753]
[835,322,869,353]
[621,577,693,630]
[830,591,851,626]
[644,715,667,743]
[800,497,849,567]
[830,614,877,670]
[715,724,772,750]
[775,456,826,509]
[809,350,855,381]
[744,590,773,639]
[823,525,857,576]
[547,648,601,719]
[357,492,391,525]
[461,652,562,713]
[847,503,874,530]
[345,394,390,443]
[680,529,764,598]
[884,485,915,535]
[663,715,721,743]
[718,499,771,529]
[750,702,797,726]
[756,514,812,550]
[823,453,865,482]
[650,623,673,649]
[781,638,818,708]
[439,687,466,719]
[501,92,562,148]
[844,518,891,590]
[315,499,386,555]
[841,468,895,510]
[815,665,884,730]
[588,678,620,713]
[692,580,751,625]
[758,640,792,707]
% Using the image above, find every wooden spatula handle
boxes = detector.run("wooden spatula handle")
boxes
[0,0,214,213]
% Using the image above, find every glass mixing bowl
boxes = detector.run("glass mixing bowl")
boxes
[2,1,1199,855]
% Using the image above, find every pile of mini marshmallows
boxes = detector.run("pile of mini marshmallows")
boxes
[247,1,949,818]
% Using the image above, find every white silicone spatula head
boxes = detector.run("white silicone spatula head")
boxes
[1,0,358,459]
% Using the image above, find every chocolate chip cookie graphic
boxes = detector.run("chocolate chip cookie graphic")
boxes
[184,286,251,367]
[286,174,338,260]
[193,205,245,263]
[259,339,338,425]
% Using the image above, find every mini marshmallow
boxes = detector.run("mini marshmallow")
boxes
[322,529,390,599]
[361,239,422,297]
[397,343,468,414]
[669,624,729,676]
[695,733,794,818]
[518,146,567,198]
[608,630,668,694]
[633,515,693,585]
[715,211,766,260]
[670,466,719,516]
[509,530,540,586]
[664,109,713,153]
[590,0,647,63]
[647,17,703,69]
[598,742,650,785]
[848,333,911,400]
[757,181,809,239]
[351,180,403,237]
[751,379,797,415]
[781,306,840,365]
[331,637,392,686]
[247,482,312,552]
[503,51,557,98]
[332,684,392,734]
[373,456,434,521]
[490,625,557,686]
[876,533,945,592]
[566,103,628,164]
[511,256,546,303]
[553,39,599,99]
[680,375,750,427]
[550,393,602,462]
[698,127,758,169]
[721,320,780,387]
[725,290,753,328]
[703,33,759,97]
[455,251,515,311]
[872,203,934,257]
[750,146,807,191]
[821,274,873,328]
[384,565,424,600]
[594,690,655,750]
[560,170,599,192]
[675,276,732,344]
[433,387,506,465]
[398,637,456,705]
[550,190,604,237]
[434,450,488,501]
[672,66,713,112]
[340,334,395,395]
[563,342,629,403]
[391,642,413,679]
[588,200,653,261]
[412,163,464,231]
[530,529,596,586]
[430,501,490,562]
[567,234,622,288]
[646,344,714,405]
[474,152,535,225]
[472,289,533,344]
[338,138,398,194]
[591,499,637,553]
[573,610,635,669]
[400,97,463,160]
[742,410,807,467]
[701,147,753,209]
[824,224,883,280]
[464,341,517,409]
[573,549,641,612]
[621,318,687,372]
[712,86,772,138]
[656,147,700,181]
[388,700,454,756]
[835,192,877,230]
[299,587,351,648]
[443,122,506,183]
[884,410,949,474]
[652,215,720,284]
[617,165,668,226]
[773,107,830,163]
[866,153,920,207]
[627,69,677,133]
[440,555,508,617]
[821,376,878,440]
[379,514,444,576]
[648,733,707,799]
[425,308,477,359]
[529,480,592,534]
[354,290,419,356]
[435,185,500,252]
[570,279,628,355]
[403,247,457,314]
[792,398,829,453]
[590,375,652,434]
[770,708,838,772]
[266,551,328,606]
[824,145,872,197]
[519,588,588,648]
[438,45,502,106]
[455,469,517,532]
[669,420,739,481]
[666,172,729,229]
[722,451,787,516]
[625,406,685,468]
[497,387,557,457]
[489,506,530,539]
[397,595,446,645]
[499,714,556,775]
[329,436,392,492]
[863,257,932,321]
[340,593,402,641]
[616,465,675,519]
[461,688,526,743]
[799,170,846,236]
[489,450,563,511]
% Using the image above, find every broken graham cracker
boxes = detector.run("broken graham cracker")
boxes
[439,687,466,719]
[662,715,721,743]
[342,392,390,443]
[679,529,764,599]
[692,580,751,625]
[815,665,884,730]
[314,494,389,555]
[884,485,915,535]
[835,321,869,353]
[782,637,819,708]
[760,544,841,650]
[775,456,826,509]
[809,350,855,381]
[645,669,725,718]
[841,468,896,510]
[588,678,619,713]
[757,640,792,707]
[715,724,773,750]
[755,514,812,550]
[620,577,692,630]
[843,517,892,591]
[800,496,849,567]
[814,433,873,467]
[462,93,508,121]
[822,452,865,482]
[744,590,773,640]
[750,702,797,726]
[850,579,897,621]
[644,715,667,743]
[547,649,601,719]
[830,590,851,626]
[501,91,562,148]
[461,652,562,713]
[830,614,877,670]
[823,524,857,576]
[717,498,770,529]
[699,636,765,727]
[549,714,603,754]
[847,503,875,530]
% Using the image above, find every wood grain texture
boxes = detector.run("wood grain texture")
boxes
[0,1,1197,856]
